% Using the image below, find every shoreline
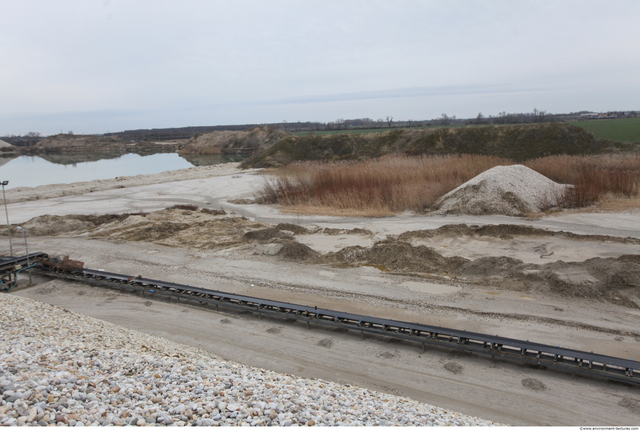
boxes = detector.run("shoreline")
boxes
[3,162,244,205]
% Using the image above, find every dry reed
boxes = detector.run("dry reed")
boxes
[257,155,512,213]
[257,153,640,215]
[525,154,640,207]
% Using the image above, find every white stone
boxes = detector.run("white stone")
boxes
[261,244,284,256]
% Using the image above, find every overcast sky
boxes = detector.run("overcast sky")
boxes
[1,0,639,136]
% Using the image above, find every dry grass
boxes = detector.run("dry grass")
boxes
[257,155,511,214]
[525,154,640,207]
[256,154,640,216]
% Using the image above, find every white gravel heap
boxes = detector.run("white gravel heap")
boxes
[0,294,500,426]
[436,164,570,216]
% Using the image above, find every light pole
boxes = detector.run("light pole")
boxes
[16,226,31,284]
[2,180,12,256]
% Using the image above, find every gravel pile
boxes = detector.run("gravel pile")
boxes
[436,165,569,216]
[0,294,499,426]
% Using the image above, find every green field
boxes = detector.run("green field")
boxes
[568,118,640,143]
[291,118,640,142]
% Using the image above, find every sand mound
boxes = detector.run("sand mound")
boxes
[35,133,124,149]
[0,139,14,148]
[436,165,569,216]
[321,239,469,274]
[179,127,290,155]
[277,241,318,261]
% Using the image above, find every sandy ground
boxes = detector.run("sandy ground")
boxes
[5,164,639,241]
[3,162,245,206]
[4,163,640,426]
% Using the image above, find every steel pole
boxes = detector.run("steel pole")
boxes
[22,229,31,284]
[2,183,12,256]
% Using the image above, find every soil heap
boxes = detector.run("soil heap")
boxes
[436,165,569,216]
[179,127,290,155]
[35,134,125,150]
[241,123,622,168]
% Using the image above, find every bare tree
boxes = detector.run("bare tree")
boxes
[533,108,547,123]
[386,116,393,128]
[24,132,42,146]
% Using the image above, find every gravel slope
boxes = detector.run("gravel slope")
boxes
[0,294,499,426]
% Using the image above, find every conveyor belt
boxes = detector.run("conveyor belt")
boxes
[33,262,640,386]
[0,252,48,275]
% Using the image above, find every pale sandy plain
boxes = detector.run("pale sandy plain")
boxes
[5,163,640,426]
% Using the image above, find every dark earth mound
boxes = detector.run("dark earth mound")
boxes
[241,123,632,168]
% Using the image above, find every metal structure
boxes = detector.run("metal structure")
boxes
[16,227,31,284]
[1,180,12,256]
[0,252,47,288]
[20,254,637,386]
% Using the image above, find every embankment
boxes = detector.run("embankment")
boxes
[241,123,633,168]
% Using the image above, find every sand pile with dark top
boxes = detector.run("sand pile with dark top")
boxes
[436,165,569,216]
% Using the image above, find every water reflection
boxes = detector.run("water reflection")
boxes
[0,156,17,168]
[0,152,248,189]
[36,152,125,166]
[178,153,247,166]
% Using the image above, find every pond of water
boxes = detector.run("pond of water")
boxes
[0,153,245,189]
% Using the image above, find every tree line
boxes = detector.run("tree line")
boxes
[2,109,637,145]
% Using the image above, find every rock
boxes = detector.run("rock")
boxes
[261,244,284,256]
[15,400,29,416]
[26,406,38,422]
[0,293,502,428]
